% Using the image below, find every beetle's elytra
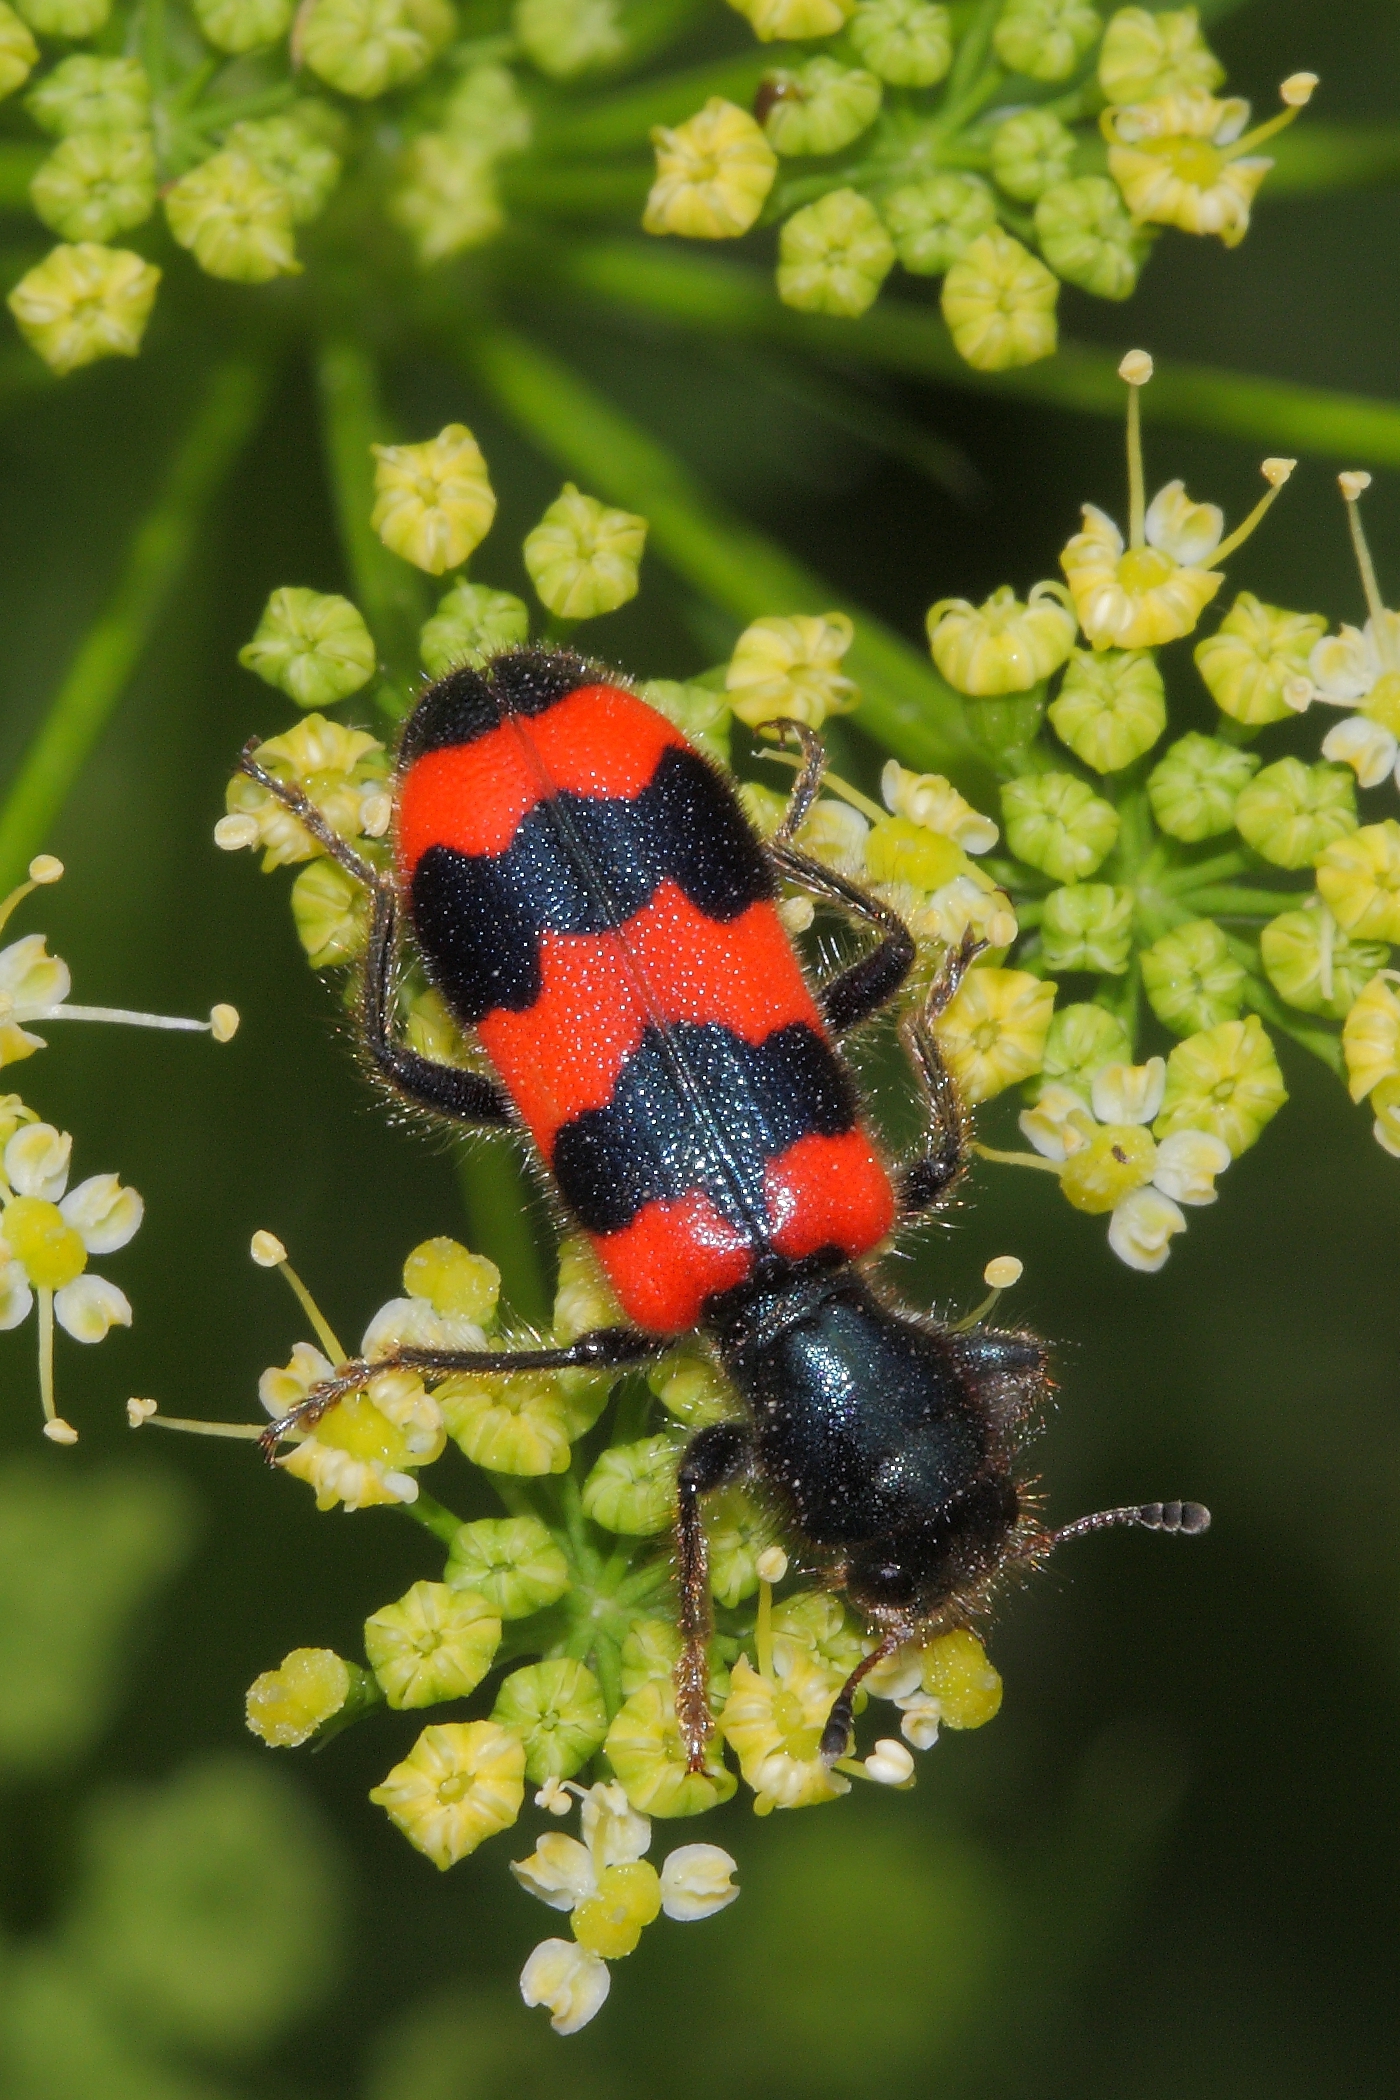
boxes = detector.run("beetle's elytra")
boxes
[246,647,1208,1767]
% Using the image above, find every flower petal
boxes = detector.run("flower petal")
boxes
[1321,715,1399,792]
[659,1843,739,1921]
[1151,1128,1231,1205]
[60,1172,143,1254]
[0,933,70,1014]
[1106,1186,1186,1272]
[519,1938,610,2035]
[1144,480,1223,565]
[54,1272,131,1342]
[1090,1056,1166,1126]
[510,1832,597,1912]
[4,1123,70,1201]
[0,1258,33,1330]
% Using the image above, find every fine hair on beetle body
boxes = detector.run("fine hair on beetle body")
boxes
[240,645,1210,1773]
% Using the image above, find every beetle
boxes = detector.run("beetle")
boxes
[246,648,1208,1767]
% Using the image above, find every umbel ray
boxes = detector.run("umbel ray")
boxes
[244,647,1209,1768]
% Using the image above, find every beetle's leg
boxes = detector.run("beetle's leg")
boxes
[259,1326,662,1456]
[819,1628,908,1762]
[765,719,828,844]
[674,1419,753,1769]
[767,840,917,1036]
[897,927,985,1218]
[238,743,513,1129]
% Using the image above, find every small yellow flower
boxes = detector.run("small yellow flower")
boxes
[8,242,159,375]
[1234,759,1357,871]
[371,424,496,575]
[848,0,951,88]
[223,715,389,869]
[882,171,995,276]
[719,1653,851,1813]
[919,1629,1003,1728]
[644,98,776,240]
[1040,883,1134,976]
[1260,906,1386,1022]
[523,484,647,620]
[493,1659,610,1782]
[1002,772,1120,882]
[1195,592,1327,727]
[1049,649,1166,772]
[267,1350,445,1512]
[445,1512,571,1617]
[727,0,854,39]
[927,582,1075,696]
[941,229,1058,371]
[192,0,294,51]
[0,3,37,99]
[581,1434,678,1534]
[1316,820,1400,941]
[1061,483,1226,649]
[390,135,502,264]
[1154,1016,1286,1157]
[726,612,857,728]
[364,1580,501,1709]
[370,1719,526,1869]
[1036,1000,1132,1101]
[239,587,376,708]
[1341,972,1400,1103]
[437,1368,573,1475]
[519,1938,611,2034]
[1302,572,1400,791]
[1058,1123,1157,1214]
[935,968,1056,1104]
[990,108,1076,203]
[245,1647,352,1748]
[1141,919,1246,1035]
[165,151,300,283]
[571,1859,663,1958]
[0,1122,141,1339]
[1099,5,1223,103]
[300,0,454,99]
[1034,175,1151,301]
[1105,89,1277,249]
[776,187,895,318]
[420,580,529,677]
[605,1681,737,1816]
[31,130,157,246]
[994,0,1100,82]
[514,0,624,77]
[880,761,998,853]
[1148,731,1260,841]
[770,1590,869,1684]
[761,58,881,158]
[648,1351,742,1428]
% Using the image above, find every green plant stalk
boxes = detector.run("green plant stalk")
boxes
[548,242,1400,468]
[462,325,985,780]
[0,360,268,891]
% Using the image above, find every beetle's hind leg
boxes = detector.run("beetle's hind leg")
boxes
[674,1420,753,1769]
[897,927,985,1219]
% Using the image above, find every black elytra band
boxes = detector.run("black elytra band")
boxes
[397,648,597,763]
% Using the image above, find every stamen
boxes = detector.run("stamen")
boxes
[1211,459,1295,565]
[1119,350,1152,551]
[755,1566,776,1681]
[1340,471,1388,627]
[27,1004,222,1032]
[972,1142,1064,1175]
[757,749,886,825]
[950,1253,1024,1331]
[36,1288,61,1437]
[1318,906,1336,1007]
[249,1229,346,1363]
[127,1399,268,1439]
[1226,74,1317,159]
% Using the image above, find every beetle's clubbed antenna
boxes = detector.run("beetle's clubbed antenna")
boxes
[1053,1500,1212,1547]
[820,1628,908,1764]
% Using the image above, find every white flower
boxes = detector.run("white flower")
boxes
[1299,610,1400,792]
[658,1843,739,1920]
[519,1939,611,2034]
[0,933,71,1065]
[0,1123,141,1341]
[1061,482,1225,651]
[880,761,999,853]
[260,1340,444,1511]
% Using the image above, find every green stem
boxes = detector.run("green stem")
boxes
[536,52,769,155]
[0,361,267,891]
[400,1487,466,1546]
[1158,850,1252,895]
[462,324,987,782]
[314,337,429,717]
[1184,884,1299,918]
[181,81,299,132]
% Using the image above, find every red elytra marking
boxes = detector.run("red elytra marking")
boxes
[765,1130,895,1264]
[396,684,685,869]
[478,885,820,1151]
[591,1191,753,1333]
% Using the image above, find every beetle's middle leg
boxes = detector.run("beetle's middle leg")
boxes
[674,1419,753,1769]
[896,927,985,1219]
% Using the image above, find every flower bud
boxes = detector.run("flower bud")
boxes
[881,760,998,851]
[1261,906,1387,1021]
[928,582,1074,695]
[514,0,622,75]
[771,1589,867,1681]
[777,187,895,317]
[445,1513,571,1618]
[1141,918,1245,1034]
[1098,4,1224,103]
[644,98,776,240]
[1234,758,1357,870]
[166,151,300,283]
[934,967,1057,1103]
[1342,973,1400,1104]
[941,229,1058,369]
[420,581,529,676]
[30,131,157,245]
[444,62,532,153]
[1147,731,1259,841]
[919,1628,1002,1727]
[13,0,108,34]
[239,587,376,706]
[0,3,37,101]
[291,856,371,967]
[365,1580,501,1708]
[1002,771,1120,882]
[990,108,1076,203]
[524,483,647,619]
[581,1435,678,1535]
[705,1485,778,1606]
[994,0,1101,83]
[245,1647,354,1746]
[8,242,159,375]
[640,679,732,765]
[227,111,342,223]
[648,1352,741,1428]
[1049,647,1165,771]
[727,0,854,39]
[1040,882,1134,974]
[605,1683,737,1816]
[370,1720,525,1868]
[372,424,495,575]
[1034,175,1149,300]
[881,172,995,276]
[847,0,950,86]
[438,1371,572,1475]
[1195,593,1327,726]
[1035,999,1131,1100]
[27,56,149,136]
[301,0,455,99]
[726,611,856,728]
[1155,1015,1286,1156]
[761,58,881,156]
[493,1659,609,1781]
[191,0,293,50]
[1316,820,1400,943]
[391,135,501,264]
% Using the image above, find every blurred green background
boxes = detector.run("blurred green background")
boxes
[0,1,1397,2094]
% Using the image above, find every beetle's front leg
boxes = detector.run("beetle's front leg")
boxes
[673,1419,753,1769]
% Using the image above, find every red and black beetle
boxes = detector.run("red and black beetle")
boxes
[245,648,1208,1766]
